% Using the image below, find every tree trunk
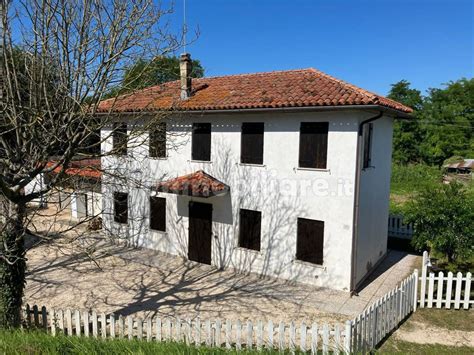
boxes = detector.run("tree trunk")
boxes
[0,200,26,328]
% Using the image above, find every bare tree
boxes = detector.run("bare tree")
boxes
[0,0,183,328]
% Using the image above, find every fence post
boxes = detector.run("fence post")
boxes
[344,320,352,355]
[413,269,418,312]
[464,272,472,310]
[420,251,428,308]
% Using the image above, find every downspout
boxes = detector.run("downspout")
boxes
[350,111,384,295]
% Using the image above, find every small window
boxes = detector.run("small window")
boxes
[296,218,324,265]
[192,123,211,161]
[150,196,166,232]
[113,192,128,224]
[112,123,127,156]
[362,123,373,169]
[298,122,328,169]
[241,122,264,164]
[150,122,167,158]
[238,209,261,251]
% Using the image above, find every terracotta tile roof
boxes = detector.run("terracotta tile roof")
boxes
[156,170,230,197]
[97,68,412,114]
[46,159,102,180]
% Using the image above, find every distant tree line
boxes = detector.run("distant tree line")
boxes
[388,78,474,166]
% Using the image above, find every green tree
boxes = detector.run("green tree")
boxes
[420,79,474,165]
[404,182,474,263]
[106,56,204,97]
[387,80,425,164]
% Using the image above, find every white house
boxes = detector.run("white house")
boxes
[98,54,412,292]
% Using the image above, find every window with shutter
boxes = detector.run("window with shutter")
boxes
[241,122,264,164]
[112,123,127,156]
[298,122,328,169]
[150,196,166,231]
[149,122,166,158]
[362,123,373,169]
[238,209,261,251]
[113,192,128,224]
[296,218,324,265]
[191,123,211,161]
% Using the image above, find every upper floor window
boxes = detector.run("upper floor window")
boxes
[150,196,166,232]
[296,218,324,265]
[192,123,211,161]
[112,123,127,156]
[113,192,128,224]
[298,122,328,169]
[149,122,166,158]
[239,209,261,251]
[362,123,373,169]
[241,122,264,165]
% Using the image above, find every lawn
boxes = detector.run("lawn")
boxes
[0,329,300,355]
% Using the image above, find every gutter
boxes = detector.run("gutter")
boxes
[349,111,384,295]
[95,104,412,119]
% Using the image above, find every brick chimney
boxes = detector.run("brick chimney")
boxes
[180,53,192,100]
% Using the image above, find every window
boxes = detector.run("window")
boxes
[192,123,211,161]
[113,192,128,224]
[112,123,127,156]
[150,196,166,232]
[362,123,373,169]
[149,122,166,158]
[298,122,328,169]
[241,122,264,165]
[296,218,324,265]
[238,209,261,251]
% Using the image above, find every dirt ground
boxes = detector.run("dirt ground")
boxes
[24,205,419,326]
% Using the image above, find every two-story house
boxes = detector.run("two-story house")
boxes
[98,54,412,292]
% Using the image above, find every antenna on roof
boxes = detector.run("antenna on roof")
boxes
[183,0,187,53]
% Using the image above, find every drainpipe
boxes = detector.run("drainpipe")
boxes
[350,111,383,296]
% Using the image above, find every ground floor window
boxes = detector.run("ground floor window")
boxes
[113,192,128,224]
[150,196,166,232]
[296,218,324,265]
[238,209,261,251]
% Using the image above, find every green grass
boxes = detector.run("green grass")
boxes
[410,308,474,331]
[0,329,278,355]
[378,339,473,354]
[391,163,443,196]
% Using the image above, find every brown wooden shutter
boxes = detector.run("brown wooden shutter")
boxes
[239,209,261,251]
[113,123,128,156]
[362,123,373,169]
[298,122,328,169]
[296,218,324,265]
[150,196,166,231]
[113,192,128,224]
[192,123,211,161]
[241,122,264,164]
[150,122,166,158]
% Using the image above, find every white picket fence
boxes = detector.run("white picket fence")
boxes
[419,251,473,310]
[387,214,414,239]
[350,271,417,354]
[24,305,352,354]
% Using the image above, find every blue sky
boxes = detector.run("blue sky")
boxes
[170,0,473,96]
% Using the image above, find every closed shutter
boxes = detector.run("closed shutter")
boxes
[239,209,262,251]
[241,122,264,164]
[113,192,128,224]
[112,123,127,156]
[149,122,166,158]
[298,122,328,169]
[192,123,211,161]
[296,218,324,265]
[362,123,373,169]
[150,196,166,231]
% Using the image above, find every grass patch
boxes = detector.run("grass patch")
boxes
[378,339,473,354]
[410,308,474,332]
[0,329,305,354]
[391,163,443,196]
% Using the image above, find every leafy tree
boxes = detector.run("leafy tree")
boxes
[404,182,474,263]
[420,78,474,165]
[387,80,425,164]
[105,56,204,98]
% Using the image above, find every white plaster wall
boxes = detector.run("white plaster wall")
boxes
[354,116,394,286]
[101,111,373,291]
[25,173,46,207]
